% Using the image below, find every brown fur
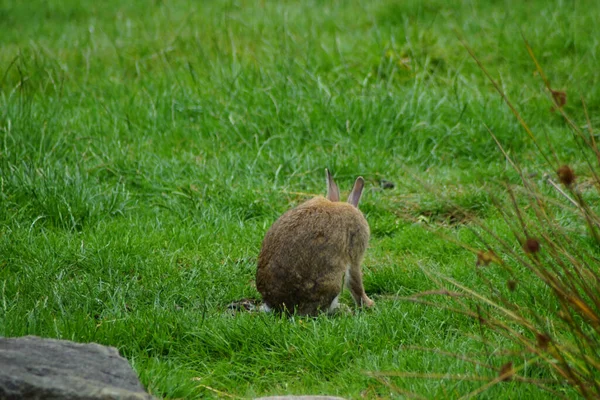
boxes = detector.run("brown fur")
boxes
[256,175,373,316]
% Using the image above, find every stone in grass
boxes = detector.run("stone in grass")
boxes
[0,335,154,400]
[255,397,346,400]
[379,179,396,190]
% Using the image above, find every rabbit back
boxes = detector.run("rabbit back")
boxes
[256,196,369,315]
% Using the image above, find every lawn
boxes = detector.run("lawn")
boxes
[1,0,599,398]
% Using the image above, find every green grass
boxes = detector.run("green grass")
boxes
[1,0,599,398]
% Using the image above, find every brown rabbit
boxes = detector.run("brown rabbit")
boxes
[256,169,374,316]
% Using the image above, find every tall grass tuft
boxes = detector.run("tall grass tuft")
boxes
[374,40,600,399]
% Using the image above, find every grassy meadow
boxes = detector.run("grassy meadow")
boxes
[1,0,599,398]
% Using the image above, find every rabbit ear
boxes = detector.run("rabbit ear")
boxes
[326,169,340,202]
[347,177,365,208]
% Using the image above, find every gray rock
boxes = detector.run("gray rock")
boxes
[379,179,396,190]
[255,397,346,400]
[0,335,154,400]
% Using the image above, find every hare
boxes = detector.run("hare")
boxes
[256,169,374,316]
